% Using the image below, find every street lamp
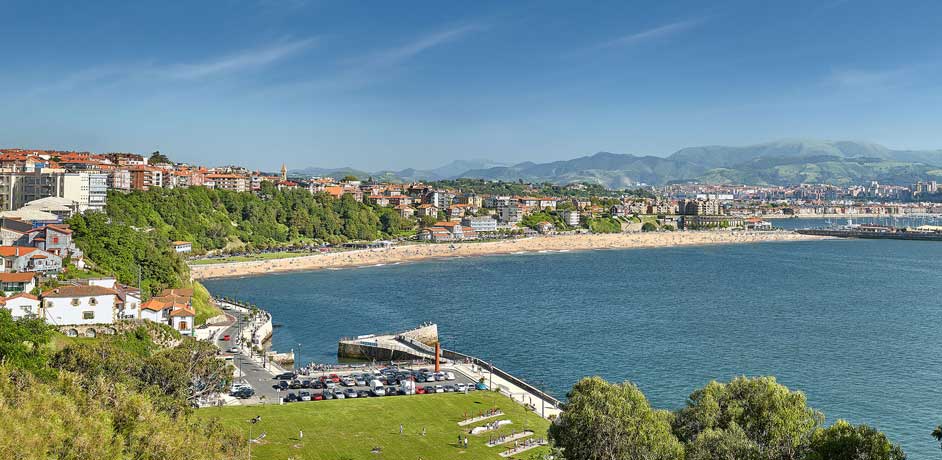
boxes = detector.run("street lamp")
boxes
[296,343,302,371]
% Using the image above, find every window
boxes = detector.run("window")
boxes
[89,297,98,306]
[53,237,59,244]
[82,311,94,320]
[178,321,188,330]
[71,298,80,306]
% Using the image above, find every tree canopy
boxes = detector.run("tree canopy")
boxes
[550,376,903,460]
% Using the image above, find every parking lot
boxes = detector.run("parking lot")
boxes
[233,366,483,403]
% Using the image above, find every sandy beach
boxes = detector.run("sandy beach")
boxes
[190,230,824,280]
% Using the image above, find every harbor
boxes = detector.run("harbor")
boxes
[797,222,942,241]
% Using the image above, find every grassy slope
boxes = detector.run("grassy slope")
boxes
[190,281,222,325]
[189,252,313,265]
[197,392,550,460]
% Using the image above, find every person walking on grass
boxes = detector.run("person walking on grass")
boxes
[399,424,403,435]
[422,427,426,436]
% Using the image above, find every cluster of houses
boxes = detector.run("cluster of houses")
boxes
[1,277,197,338]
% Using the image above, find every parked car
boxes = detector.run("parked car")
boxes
[313,393,324,401]
[456,383,467,392]
[475,382,488,390]
[344,388,358,398]
[444,384,456,392]
[328,374,340,383]
[355,376,368,386]
[341,377,355,387]
[301,380,311,388]
[385,386,398,396]
[325,381,336,389]
[300,391,311,401]
[322,390,333,400]
[333,389,345,399]
[312,381,325,390]
[445,372,456,381]
[416,386,426,394]
[434,384,444,393]
[277,381,289,391]
[357,390,371,398]
[285,392,298,402]
[289,380,303,389]
[228,347,239,354]
[275,372,295,380]
[220,335,231,341]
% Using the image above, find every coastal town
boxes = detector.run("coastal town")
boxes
[0,146,938,459]
[0,146,940,335]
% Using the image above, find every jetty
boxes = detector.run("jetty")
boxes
[337,322,440,361]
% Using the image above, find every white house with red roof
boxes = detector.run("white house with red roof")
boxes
[140,288,196,336]
[42,284,118,326]
[0,293,40,319]
[0,272,37,296]
[0,246,62,273]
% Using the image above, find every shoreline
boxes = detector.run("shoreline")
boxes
[190,230,825,280]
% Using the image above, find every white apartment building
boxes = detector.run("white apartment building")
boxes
[63,172,108,212]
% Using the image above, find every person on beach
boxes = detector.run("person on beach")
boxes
[400,424,403,435]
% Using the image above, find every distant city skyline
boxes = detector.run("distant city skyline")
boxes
[3,1,942,171]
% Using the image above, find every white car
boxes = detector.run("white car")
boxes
[425,375,436,383]
[341,377,356,387]
[228,347,239,354]
[445,372,456,381]
[456,383,467,392]
[435,384,444,393]
[325,381,336,389]
[434,373,445,381]
[333,389,345,399]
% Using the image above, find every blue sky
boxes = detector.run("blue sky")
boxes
[2,0,942,171]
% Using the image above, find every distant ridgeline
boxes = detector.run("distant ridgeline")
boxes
[293,140,942,188]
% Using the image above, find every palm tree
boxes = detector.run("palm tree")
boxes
[932,425,942,455]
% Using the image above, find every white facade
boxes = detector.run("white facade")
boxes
[43,287,117,326]
[2,294,40,319]
[63,172,108,212]
[560,210,581,227]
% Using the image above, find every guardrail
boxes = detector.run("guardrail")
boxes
[441,348,561,408]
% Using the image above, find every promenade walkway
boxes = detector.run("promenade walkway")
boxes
[452,362,562,419]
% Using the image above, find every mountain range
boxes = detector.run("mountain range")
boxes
[290,140,942,188]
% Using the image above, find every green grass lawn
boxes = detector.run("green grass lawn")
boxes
[197,392,551,460]
[189,252,313,265]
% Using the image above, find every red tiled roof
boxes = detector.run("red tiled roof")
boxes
[0,272,36,283]
[42,285,116,298]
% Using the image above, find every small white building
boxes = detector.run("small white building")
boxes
[42,285,118,326]
[172,241,193,253]
[1,293,40,319]
[0,272,37,296]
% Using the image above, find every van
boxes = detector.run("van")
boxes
[370,379,385,396]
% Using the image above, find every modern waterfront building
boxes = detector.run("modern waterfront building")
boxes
[461,216,498,233]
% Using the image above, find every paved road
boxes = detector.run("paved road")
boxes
[214,308,284,404]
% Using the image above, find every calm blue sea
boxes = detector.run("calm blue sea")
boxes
[205,239,942,458]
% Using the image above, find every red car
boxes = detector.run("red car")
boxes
[221,334,231,341]
[329,374,340,383]
[416,386,426,394]
[313,393,324,401]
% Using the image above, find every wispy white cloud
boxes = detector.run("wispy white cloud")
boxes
[266,24,483,95]
[161,38,318,79]
[342,24,482,70]
[25,38,318,96]
[827,67,912,91]
[593,18,707,50]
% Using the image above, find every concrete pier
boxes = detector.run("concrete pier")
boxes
[336,323,440,361]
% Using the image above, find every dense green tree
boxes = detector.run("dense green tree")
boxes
[549,376,684,460]
[686,425,761,460]
[673,376,824,460]
[148,150,172,164]
[641,222,658,232]
[807,420,905,460]
[0,309,54,377]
